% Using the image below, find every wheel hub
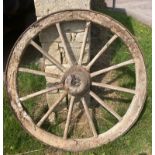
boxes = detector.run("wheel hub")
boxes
[62,66,90,96]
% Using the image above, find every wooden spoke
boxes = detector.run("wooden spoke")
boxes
[90,91,122,121]
[18,67,61,79]
[63,96,75,139]
[56,23,75,65]
[30,40,65,72]
[37,91,67,127]
[81,97,97,137]
[19,83,63,102]
[78,22,91,65]
[92,82,135,94]
[91,59,134,77]
[87,34,118,69]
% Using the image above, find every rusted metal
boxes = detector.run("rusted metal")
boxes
[62,65,90,96]
[5,10,147,152]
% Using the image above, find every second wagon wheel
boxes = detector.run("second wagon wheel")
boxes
[6,10,147,151]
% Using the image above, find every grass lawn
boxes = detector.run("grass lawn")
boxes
[4,9,152,155]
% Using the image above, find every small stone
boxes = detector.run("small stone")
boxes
[48,112,56,124]
[35,57,45,71]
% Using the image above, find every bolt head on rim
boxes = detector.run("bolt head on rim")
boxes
[62,65,91,97]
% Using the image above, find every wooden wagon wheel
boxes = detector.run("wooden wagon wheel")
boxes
[5,10,147,152]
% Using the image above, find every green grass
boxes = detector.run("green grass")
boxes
[4,9,152,155]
